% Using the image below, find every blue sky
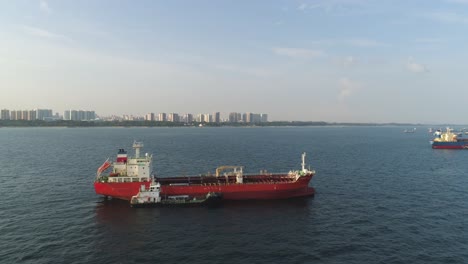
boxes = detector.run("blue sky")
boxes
[1,0,468,123]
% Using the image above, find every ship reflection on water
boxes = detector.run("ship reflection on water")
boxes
[93,196,315,263]
[95,196,313,219]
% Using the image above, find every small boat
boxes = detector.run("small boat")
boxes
[130,181,223,207]
[404,128,416,133]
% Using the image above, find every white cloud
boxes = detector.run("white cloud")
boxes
[406,57,429,73]
[272,47,326,59]
[21,26,71,42]
[297,2,336,13]
[338,77,361,101]
[413,38,445,44]
[297,0,366,14]
[332,56,358,67]
[274,20,284,25]
[308,39,337,46]
[446,0,468,4]
[298,3,308,11]
[40,0,52,14]
[347,38,387,47]
[426,12,468,24]
[213,63,271,77]
[342,56,356,66]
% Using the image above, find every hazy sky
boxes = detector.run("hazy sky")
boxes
[1,0,468,123]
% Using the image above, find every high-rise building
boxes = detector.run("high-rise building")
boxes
[168,113,179,122]
[10,110,18,120]
[229,112,243,123]
[204,114,212,123]
[63,110,70,120]
[228,112,237,123]
[85,111,96,120]
[214,112,220,123]
[184,113,193,123]
[28,110,37,121]
[17,110,24,120]
[78,110,85,120]
[244,112,254,123]
[71,110,79,121]
[63,110,95,120]
[1,109,10,120]
[145,113,155,121]
[21,110,28,120]
[260,113,268,122]
[36,109,52,120]
[252,114,261,123]
[196,113,205,122]
[158,113,167,122]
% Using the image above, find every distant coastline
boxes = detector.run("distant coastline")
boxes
[0,120,432,128]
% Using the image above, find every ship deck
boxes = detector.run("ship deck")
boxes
[155,173,296,186]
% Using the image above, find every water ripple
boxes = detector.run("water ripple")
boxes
[0,127,467,263]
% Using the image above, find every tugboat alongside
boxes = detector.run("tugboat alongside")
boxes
[431,128,468,149]
[94,142,316,202]
[130,181,222,207]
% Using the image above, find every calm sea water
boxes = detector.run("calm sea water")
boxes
[0,126,467,264]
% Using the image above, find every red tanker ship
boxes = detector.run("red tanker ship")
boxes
[94,142,315,201]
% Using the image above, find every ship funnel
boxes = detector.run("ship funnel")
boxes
[133,141,144,158]
[117,148,128,163]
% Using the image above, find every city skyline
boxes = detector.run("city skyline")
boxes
[0,107,268,123]
[2,1,468,123]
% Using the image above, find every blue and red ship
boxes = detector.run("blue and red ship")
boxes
[431,128,468,149]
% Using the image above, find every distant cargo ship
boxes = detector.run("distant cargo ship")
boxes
[431,128,468,149]
[94,142,316,201]
[404,128,416,133]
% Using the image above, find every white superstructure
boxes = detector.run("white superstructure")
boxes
[107,141,152,183]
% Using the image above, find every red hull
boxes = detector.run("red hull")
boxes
[94,181,151,200]
[94,174,314,201]
[432,145,464,149]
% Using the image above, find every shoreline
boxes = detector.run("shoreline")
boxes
[0,120,462,128]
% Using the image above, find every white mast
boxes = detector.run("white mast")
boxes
[133,141,143,158]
